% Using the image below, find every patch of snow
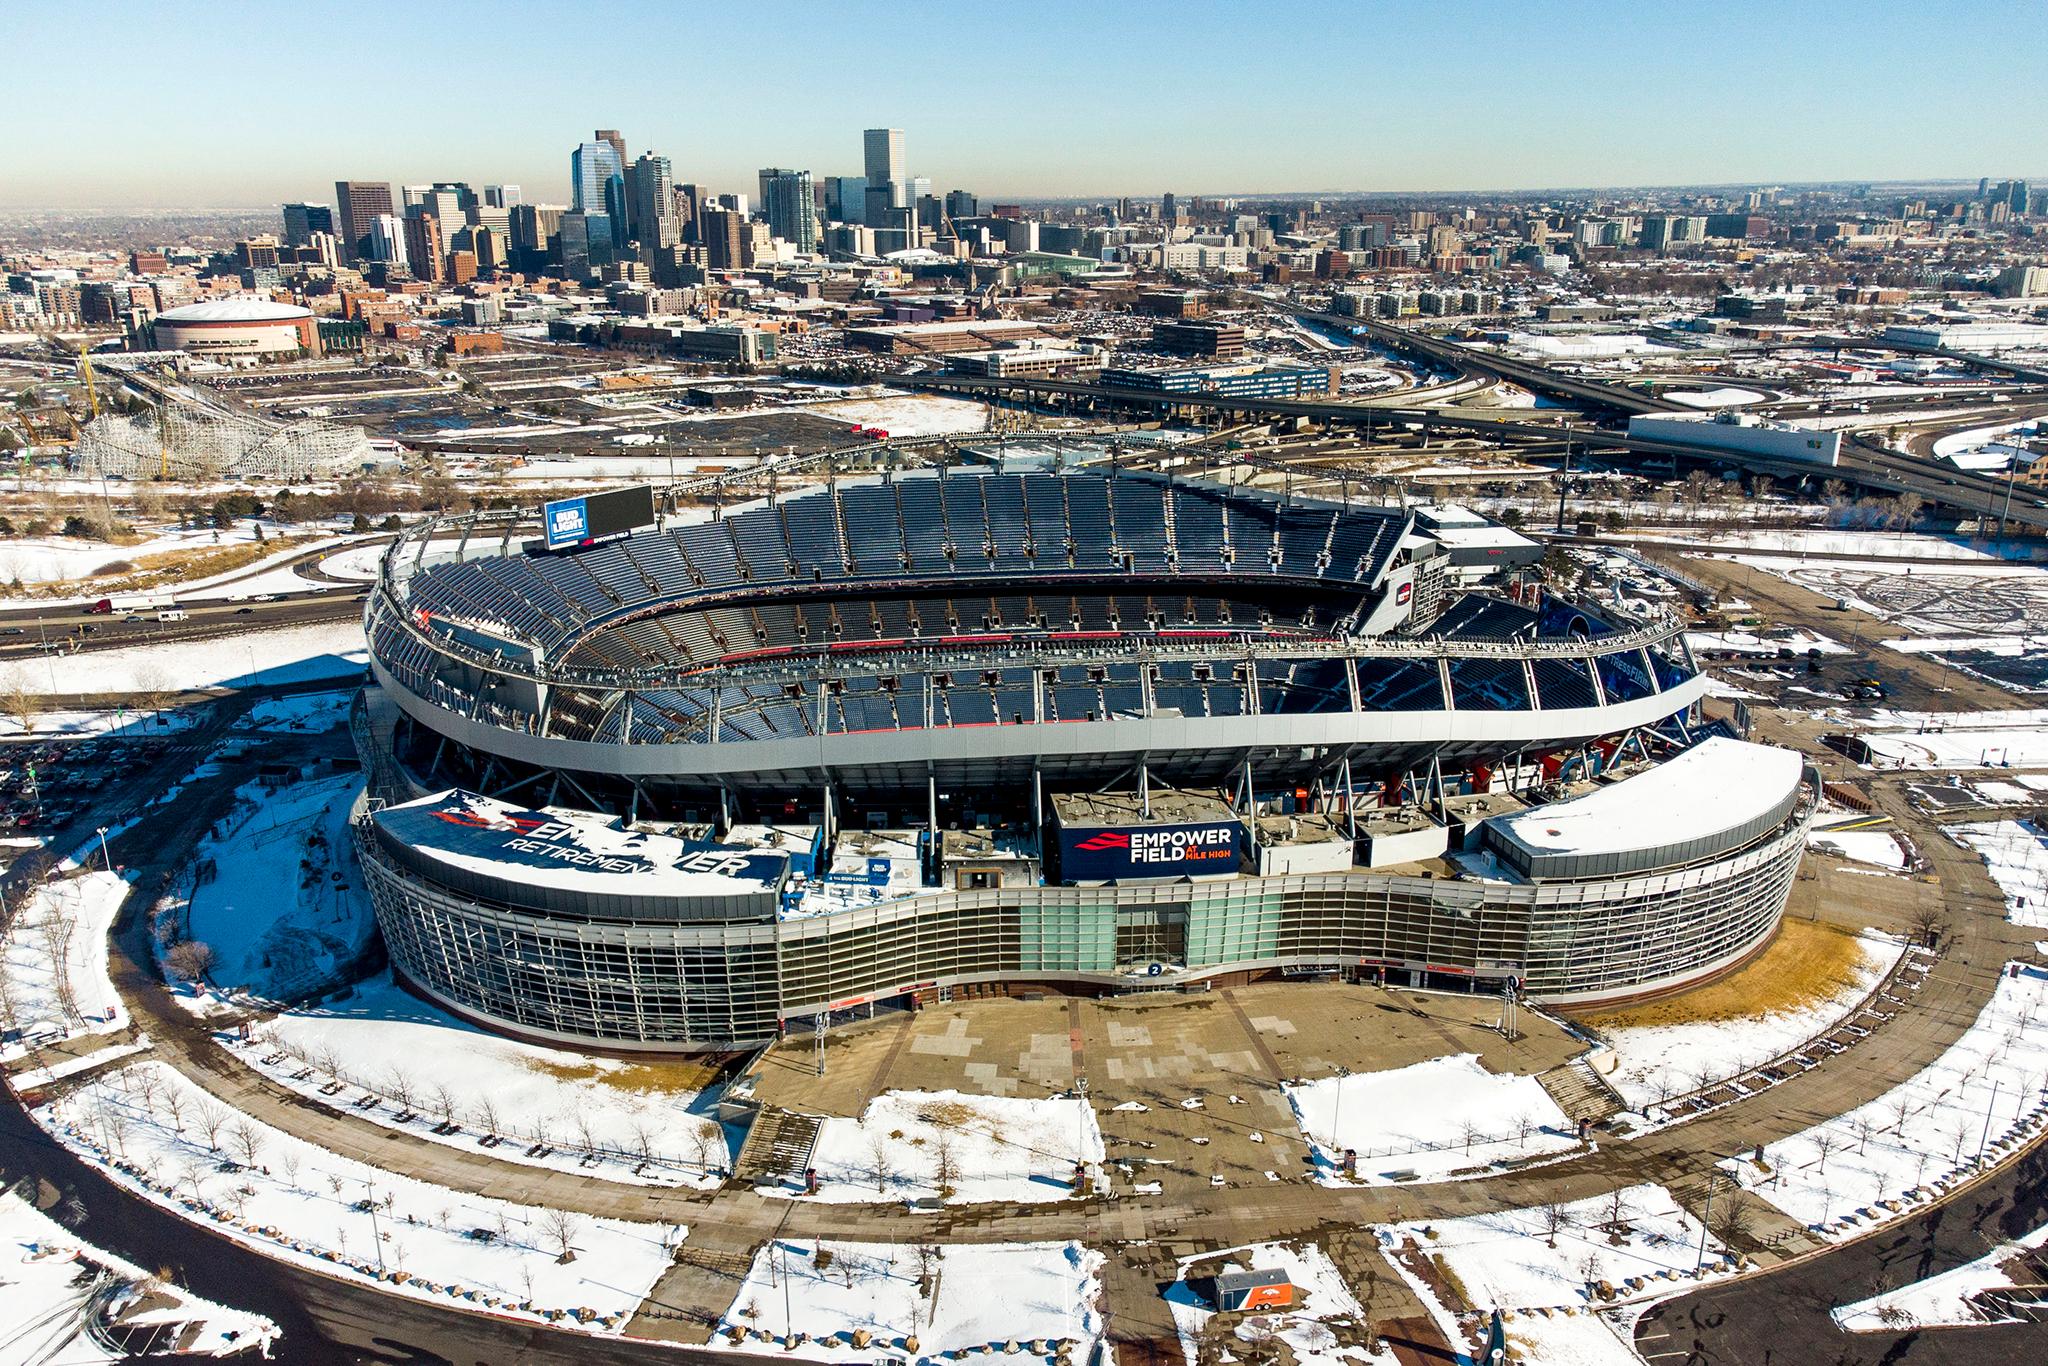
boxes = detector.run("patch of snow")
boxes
[38,1061,680,1333]
[1950,821,2048,927]
[1729,964,2048,1238]
[1285,1055,1577,1185]
[0,622,368,695]
[1595,931,1903,1111]
[0,871,134,1063]
[247,971,728,1188]
[1806,823,1911,871]
[1166,1240,1393,1366]
[718,1239,1101,1363]
[1833,1221,2048,1331]
[780,1089,1102,1204]
[0,1188,279,1359]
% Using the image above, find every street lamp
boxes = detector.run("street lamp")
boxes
[95,825,111,872]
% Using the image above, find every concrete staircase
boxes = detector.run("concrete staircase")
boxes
[732,1106,822,1187]
[1539,1058,1627,1126]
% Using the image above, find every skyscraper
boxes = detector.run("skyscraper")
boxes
[402,208,444,282]
[699,207,747,271]
[334,181,395,264]
[863,128,906,229]
[628,153,678,248]
[571,141,627,251]
[368,212,409,271]
[484,185,522,208]
[825,176,868,226]
[281,202,334,248]
[758,169,819,253]
[595,128,627,169]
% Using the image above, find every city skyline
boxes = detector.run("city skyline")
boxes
[6,0,2046,210]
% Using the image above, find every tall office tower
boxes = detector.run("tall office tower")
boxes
[595,128,627,169]
[334,181,395,263]
[825,176,867,225]
[675,184,703,244]
[944,190,977,221]
[281,202,334,248]
[419,184,471,230]
[628,153,678,248]
[863,127,906,228]
[510,203,564,272]
[557,211,592,278]
[758,168,819,252]
[402,208,444,282]
[484,184,522,208]
[2010,181,2032,215]
[572,141,627,250]
[400,184,433,210]
[1162,192,1182,228]
[699,207,747,270]
[368,213,409,270]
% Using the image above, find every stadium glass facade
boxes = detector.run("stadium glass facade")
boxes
[354,767,1813,1050]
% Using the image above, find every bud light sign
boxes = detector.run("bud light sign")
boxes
[1059,820,1244,882]
[543,496,590,549]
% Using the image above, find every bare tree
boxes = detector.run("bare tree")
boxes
[868,1132,895,1194]
[429,1082,458,1128]
[1539,1202,1572,1249]
[165,940,216,985]
[691,1126,722,1177]
[279,1150,302,1188]
[1602,1188,1631,1245]
[1459,1118,1483,1154]
[226,1118,265,1170]
[539,1207,583,1262]
[385,1067,417,1118]
[1812,1129,1837,1174]
[932,1132,959,1197]
[1,669,42,736]
[473,1096,502,1140]
[196,1099,230,1152]
[1908,904,1949,950]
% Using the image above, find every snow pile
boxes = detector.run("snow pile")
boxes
[1859,725,2048,771]
[231,690,356,733]
[39,1061,680,1332]
[4,621,369,695]
[804,394,990,438]
[1166,1241,1395,1366]
[246,972,728,1189]
[1730,965,2048,1237]
[1284,1055,1577,1185]
[1832,1222,2048,1331]
[718,1239,1101,1363]
[787,1089,1103,1204]
[0,870,134,1062]
[1684,628,1849,657]
[163,774,372,1003]
[1806,821,1911,871]
[1950,820,2048,927]
[0,705,207,741]
[1398,1184,1732,1312]
[1596,932,1904,1111]
[0,1187,279,1359]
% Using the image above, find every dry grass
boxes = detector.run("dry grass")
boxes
[519,1054,723,1095]
[1578,918,1872,1031]
[14,535,310,598]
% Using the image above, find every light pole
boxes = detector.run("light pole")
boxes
[95,825,111,872]
[1329,1066,1350,1168]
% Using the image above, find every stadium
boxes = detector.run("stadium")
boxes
[352,463,1817,1051]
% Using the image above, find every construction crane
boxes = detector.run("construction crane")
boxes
[76,339,99,419]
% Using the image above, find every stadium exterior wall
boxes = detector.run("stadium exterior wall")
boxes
[351,774,1814,1052]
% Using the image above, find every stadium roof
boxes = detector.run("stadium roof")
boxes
[156,297,311,324]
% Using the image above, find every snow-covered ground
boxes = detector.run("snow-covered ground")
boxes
[1685,627,1849,657]
[1832,1221,2048,1331]
[245,971,728,1188]
[1284,1055,1578,1185]
[1729,964,2048,1238]
[3,621,369,695]
[165,774,371,1003]
[1166,1241,1393,1366]
[783,1089,1103,1204]
[39,1060,680,1332]
[1858,725,2048,771]
[0,1188,278,1359]
[1950,820,2048,928]
[231,689,355,734]
[1594,932,1904,1111]
[0,704,207,741]
[801,394,990,438]
[1396,1184,1732,1312]
[0,870,134,1062]
[1646,528,2020,561]
[1805,820,1912,871]
[718,1239,1101,1365]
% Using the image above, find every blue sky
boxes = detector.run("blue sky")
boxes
[5,0,2044,209]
